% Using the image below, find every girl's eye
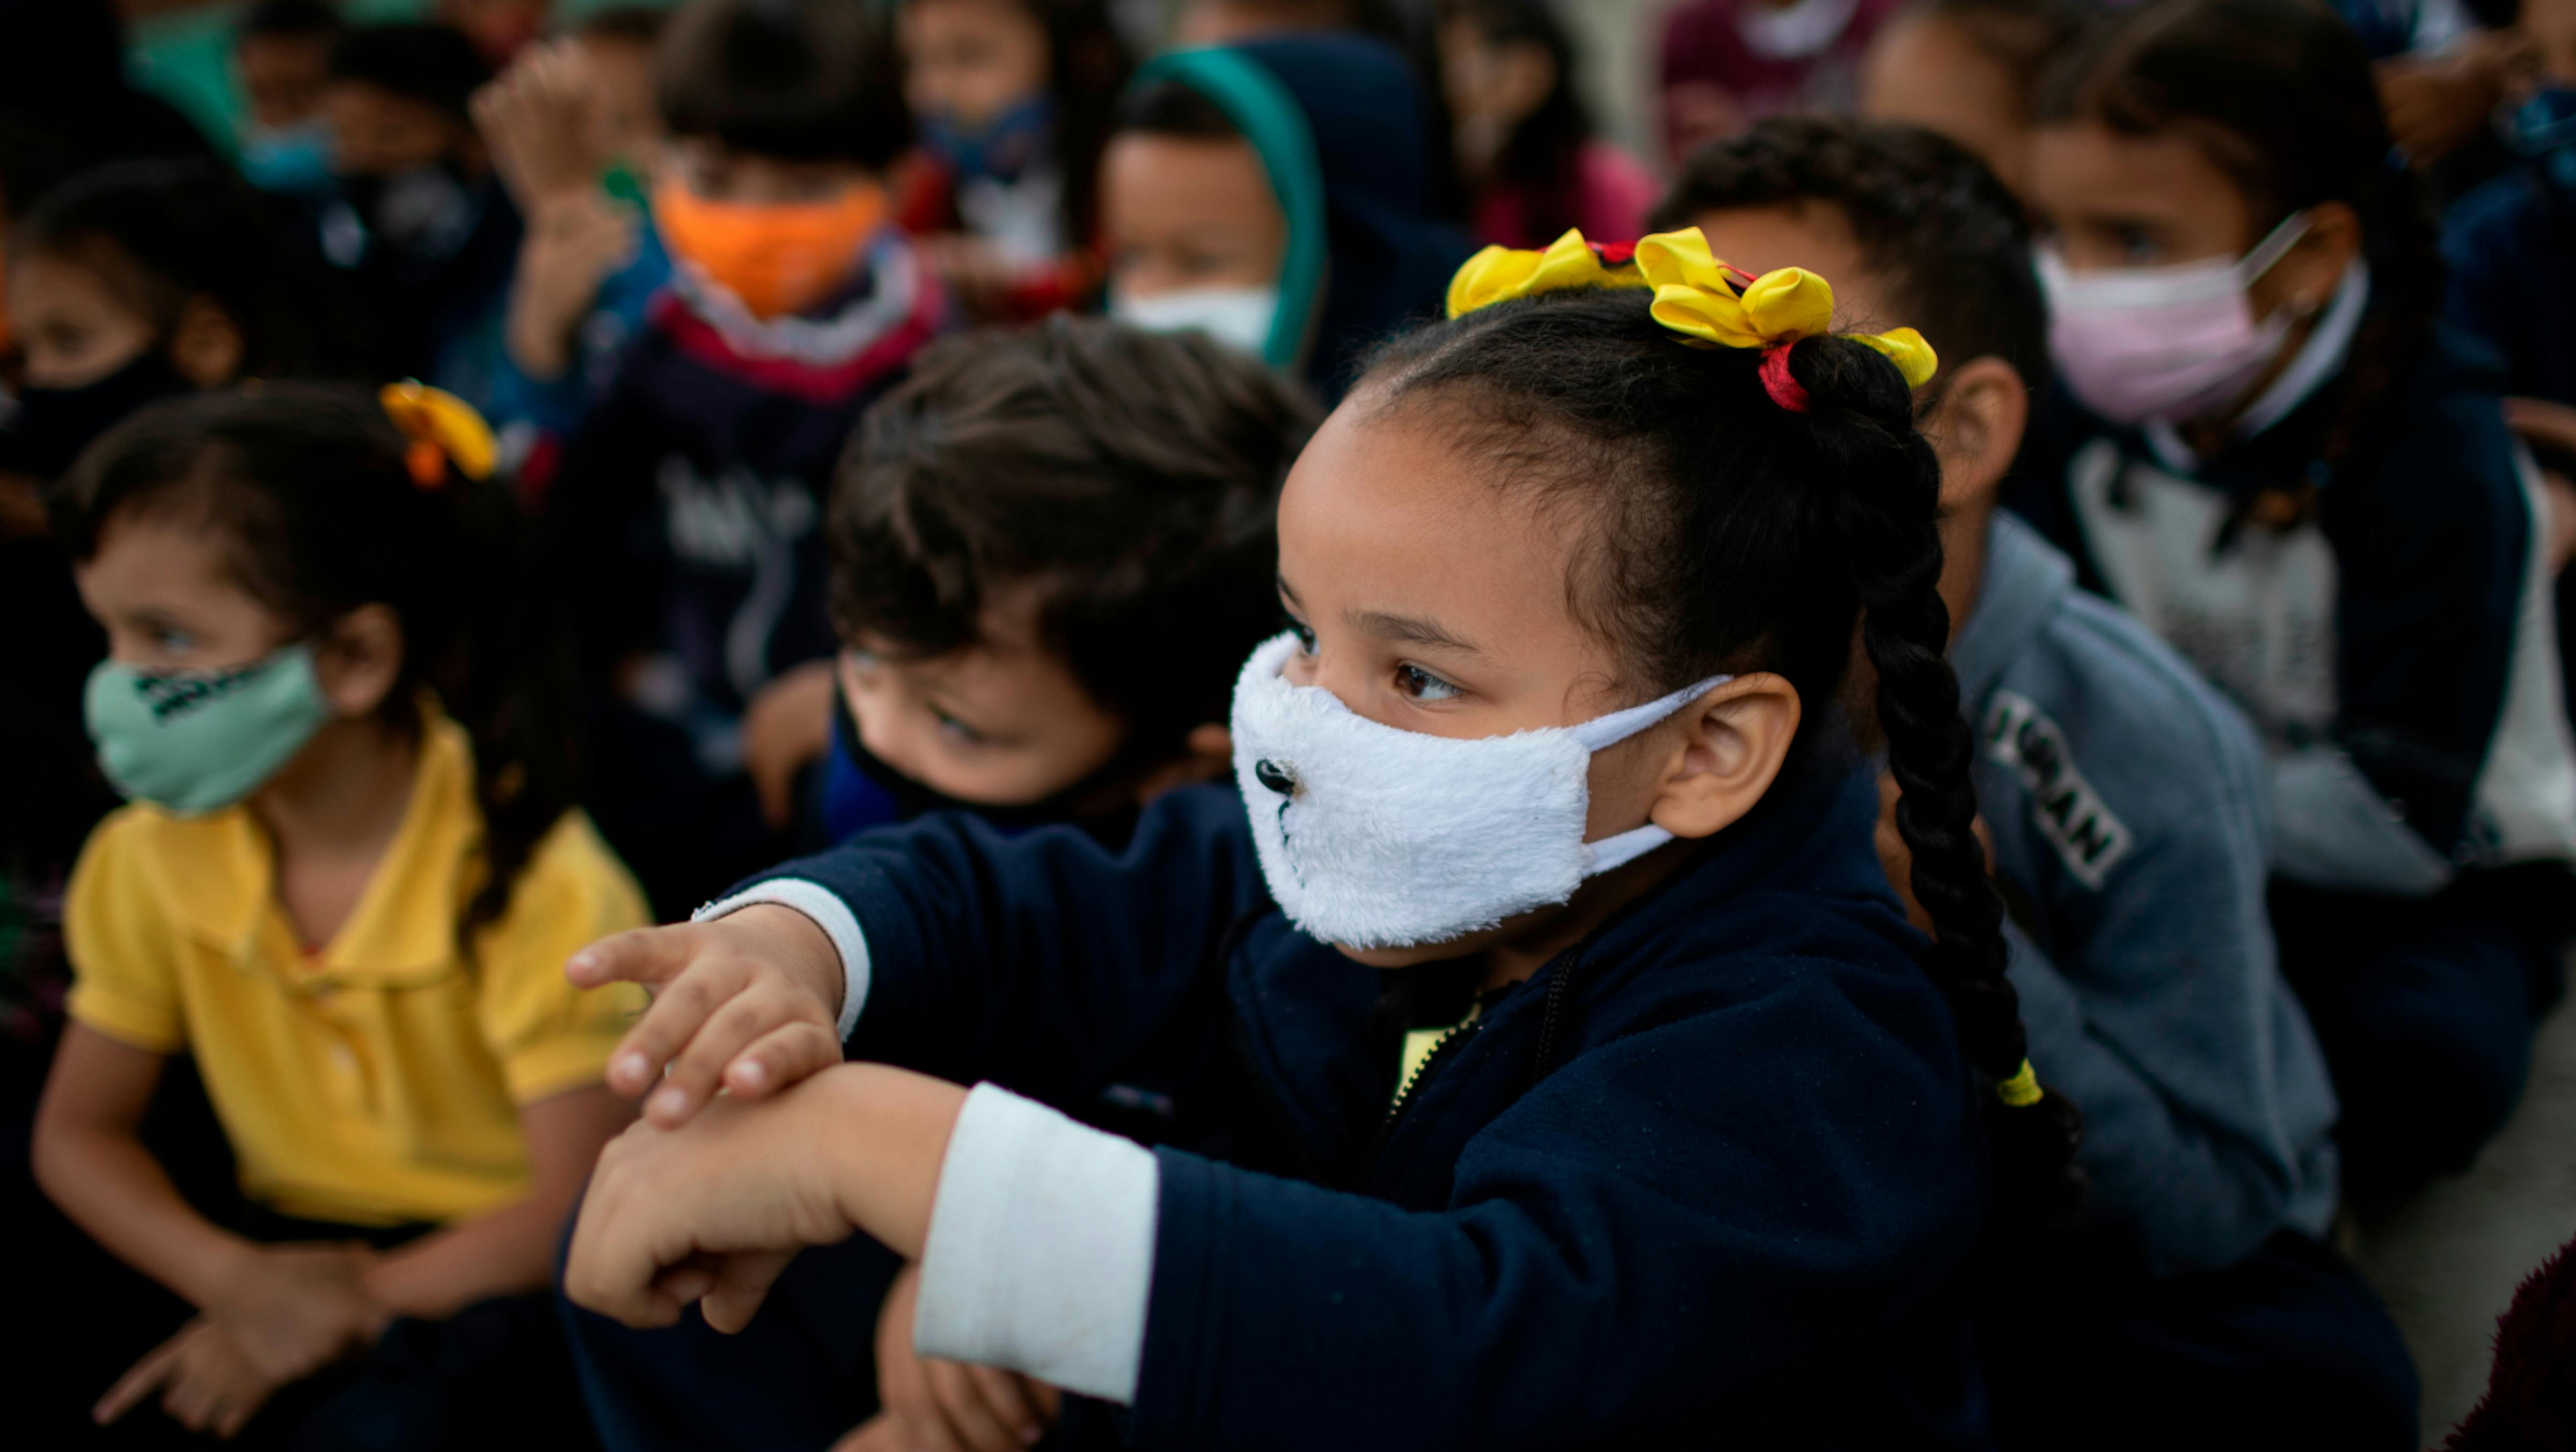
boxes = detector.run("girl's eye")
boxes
[149,625,196,652]
[1283,615,1316,652]
[1394,664,1461,702]
[932,707,987,745]
[2112,226,2162,265]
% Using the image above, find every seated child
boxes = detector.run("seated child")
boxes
[561,230,2085,1446]
[1666,113,2417,1451]
[555,317,1319,1452]
[2011,0,2576,1194]
[318,23,523,401]
[1436,0,1658,248]
[1102,31,1473,400]
[3,157,359,482]
[472,8,676,482]
[543,0,946,919]
[29,383,647,1447]
[1855,0,2091,194]
[893,0,1131,322]
[816,318,1321,845]
[232,0,345,199]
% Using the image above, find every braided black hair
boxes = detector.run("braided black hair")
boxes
[1360,289,2085,1222]
[49,384,581,946]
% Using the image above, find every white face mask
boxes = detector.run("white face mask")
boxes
[2037,211,2312,427]
[1228,632,1730,950]
[1110,284,1278,358]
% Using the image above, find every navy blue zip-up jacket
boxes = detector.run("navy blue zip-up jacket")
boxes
[749,765,1992,1448]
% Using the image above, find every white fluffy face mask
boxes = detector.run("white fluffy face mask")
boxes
[1228,632,1730,949]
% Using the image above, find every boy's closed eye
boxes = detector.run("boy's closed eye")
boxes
[929,702,996,746]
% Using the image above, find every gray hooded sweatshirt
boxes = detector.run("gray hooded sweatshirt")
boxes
[1956,512,2340,1275]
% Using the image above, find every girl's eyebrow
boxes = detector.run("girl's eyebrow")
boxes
[1350,608,1481,656]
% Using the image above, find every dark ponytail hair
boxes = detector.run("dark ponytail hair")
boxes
[1360,290,2085,1222]
[48,383,579,942]
[2033,0,2442,464]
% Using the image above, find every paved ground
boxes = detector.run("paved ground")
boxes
[2353,975,2576,1446]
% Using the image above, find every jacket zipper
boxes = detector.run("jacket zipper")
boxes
[1358,1016,1482,1187]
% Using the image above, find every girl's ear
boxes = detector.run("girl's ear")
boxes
[169,295,245,388]
[313,604,407,719]
[1645,673,1802,841]
[2258,200,2362,322]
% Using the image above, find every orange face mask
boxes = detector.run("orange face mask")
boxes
[652,177,889,321]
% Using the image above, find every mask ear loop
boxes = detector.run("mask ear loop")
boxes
[1571,674,1735,876]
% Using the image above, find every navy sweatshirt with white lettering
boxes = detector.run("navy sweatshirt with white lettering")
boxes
[547,237,946,756]
[756,765,1994,1449]
[543,236,945,910]
[1959,513,2338,1275]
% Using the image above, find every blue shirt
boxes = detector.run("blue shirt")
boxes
[1957,512,2339,1274]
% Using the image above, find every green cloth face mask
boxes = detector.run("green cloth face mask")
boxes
[84,644,335,816]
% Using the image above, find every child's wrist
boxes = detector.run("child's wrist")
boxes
[192,1233,266,1310]
[820,1064,967,1261]
[720,904,845,1023]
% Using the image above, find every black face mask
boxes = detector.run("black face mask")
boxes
[4,349,194,480]
[831,685,1155,848]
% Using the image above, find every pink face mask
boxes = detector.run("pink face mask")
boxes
[2038,212,2311,427]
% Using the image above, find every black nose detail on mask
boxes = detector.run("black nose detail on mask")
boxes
[1254,759,1299,797]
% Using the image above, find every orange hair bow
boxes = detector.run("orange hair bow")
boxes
[379,381,497,489]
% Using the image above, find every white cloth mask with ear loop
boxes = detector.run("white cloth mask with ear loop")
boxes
[1228,632,1730,950]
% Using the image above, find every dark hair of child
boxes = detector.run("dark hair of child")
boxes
[1111,74,1234,142]
[47,384,579,940]
[8,158,363,379]
[574,4,670,47]
[830,317,1320,754]
[999,0,1134,251]
[657,0,913,169]
[238,0,344,45]
[1652,116,2047,397]
[328,23,494,124]
[1898,0,2093,90]
[1438,0,1596,239]
[2032,0,2442,460]
[1357,291,2087,1221]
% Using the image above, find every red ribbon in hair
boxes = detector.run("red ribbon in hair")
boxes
[1759,344,1810,413]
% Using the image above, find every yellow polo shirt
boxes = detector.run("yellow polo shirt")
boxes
[64,713,649,1227]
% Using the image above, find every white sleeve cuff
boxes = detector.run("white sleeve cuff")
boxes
[913,1084,1161,1405]
[692,878,871,1042]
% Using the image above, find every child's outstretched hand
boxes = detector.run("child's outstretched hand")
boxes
[95,1316,281,1439]
[565,1063,965,1332]
[569,906,845,1127]
[867,1262,1061,1451]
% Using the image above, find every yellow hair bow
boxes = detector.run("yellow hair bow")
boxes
[379,381,497,489]
[1446,227,1938,393]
